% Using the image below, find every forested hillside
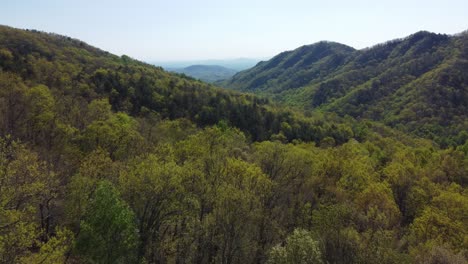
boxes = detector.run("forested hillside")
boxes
[0,25,467,264]
[223,41,355,93]
[224,31,468,147]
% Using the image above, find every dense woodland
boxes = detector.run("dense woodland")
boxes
[0,25,467,264]
[223,31,468,148]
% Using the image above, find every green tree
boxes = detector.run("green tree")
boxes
[268,229,323,264]
[19,228,74,264]
[0,138,54,263]
[82,112,143,160]
[0,72,28,137]
[408,184,468,259]
[355,182,401,230]
[119,153,189,263]
[311,204,361,264]
[65,149,119,228]
[210,158,272,264]
[75,181,139,264]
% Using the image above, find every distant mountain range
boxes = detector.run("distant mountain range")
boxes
[222,30,468,146]
[154,58,263,71]
[167,65,238,83]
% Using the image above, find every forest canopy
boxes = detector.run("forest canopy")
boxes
[0,25,466,263]
[223,31,468,148]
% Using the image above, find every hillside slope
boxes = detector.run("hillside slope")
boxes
[224,41,355,93]
[224,31,468,146]
[0,25,467,264]
[0,25,359,144]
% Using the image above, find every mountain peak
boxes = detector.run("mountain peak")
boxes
[222,30,468,146]
[223,40,354,92]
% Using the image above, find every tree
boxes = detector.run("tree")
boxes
[65,148,119,228]
[119,153,189,263]
[0,138,53,263]
[82,112,143,160]
[311,204,360,263]
[19,228,74,264]
[0,72,28,137]
[75,181,139,264]
[414,245,467,264]
[355,182,401,230]
[267,229,323,264]
[209,158,272,264]
[408,184,468,259]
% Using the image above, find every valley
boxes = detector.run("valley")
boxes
[0,25,466,264]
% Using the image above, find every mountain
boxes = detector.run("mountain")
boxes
[223,41,355,92]
[0,25,467,264]
[0,24,359,263]
[168,64,238,82]
[0,26,359,144]
[155,57,262,71]
[223,31,468,146]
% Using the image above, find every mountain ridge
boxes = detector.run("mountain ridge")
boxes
[167,64,237,82]
[0,25,364,144]
[222,30,468,146]
[224,41,355,93]
[0,24,467,264]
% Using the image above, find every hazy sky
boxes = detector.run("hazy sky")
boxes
[2,0,468,62]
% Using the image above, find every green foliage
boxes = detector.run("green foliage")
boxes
[224,31,468,147]
[25,84,55,128]
[223,41,354,93]
[0,25,359,146]
[355,182,401,229]
[0,25,466,264]
[82,112,143,159]
[75,181,139,264]
[408,185,468,256]
[311,204,361,263]
[19,227,74,264]
[119,153,189,262]
[0,138,62,262]
[0,72,28,136]
[267,229,323,264]
[413,245,468,264]
[65,149,118,228]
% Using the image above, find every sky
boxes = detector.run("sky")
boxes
[2,0,468,62]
